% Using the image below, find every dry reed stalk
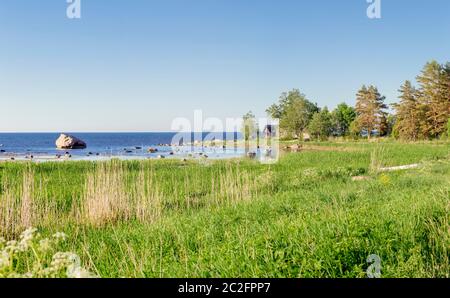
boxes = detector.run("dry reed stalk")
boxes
[82,161,164,226]
[369,145,386,174]
[134,167,163,223]
[0,180,18,237]
[20,165,34,228]
[82,161,129,226]
[0,166,35,237]
[216,165,254,206]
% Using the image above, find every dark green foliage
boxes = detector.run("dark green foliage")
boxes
[308,107,332,140]
[331,103,356,136]
[266,89,319,139]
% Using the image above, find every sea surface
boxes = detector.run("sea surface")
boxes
[0,132,246,161]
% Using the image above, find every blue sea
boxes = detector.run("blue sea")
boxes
[0,132,245,161]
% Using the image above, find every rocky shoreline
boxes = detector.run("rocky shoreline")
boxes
[0,134,279,163]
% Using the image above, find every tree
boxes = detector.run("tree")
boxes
[349,119,361,139]
[241,111,257,141]
[392,81,421,140]
[331,103,356,136]
[308,107,332,141]
[266,89,319,139]
[354,85,388,139]
[416,61,450,138]
[383,113,396,137]
[266,103,283,120]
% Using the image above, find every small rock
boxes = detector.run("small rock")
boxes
[289,144,301,152]
[352,176,370,181]
[247,152,257,158]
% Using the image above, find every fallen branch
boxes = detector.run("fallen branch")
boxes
[379,164,419,172]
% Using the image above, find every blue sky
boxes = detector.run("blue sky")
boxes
[1,0,449,132]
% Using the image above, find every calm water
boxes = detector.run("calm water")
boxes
[0,132,244,161]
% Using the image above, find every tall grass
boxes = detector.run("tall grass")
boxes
[0,166,34,236]
[0,141,449,277]
[369,145,386,174]
[1,159,262,233]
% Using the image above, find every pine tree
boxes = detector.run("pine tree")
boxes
[416,61,450,138]
[392,81,420,140]
[354,85,387,139]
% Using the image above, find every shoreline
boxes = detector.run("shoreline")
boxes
[0,140,280,163]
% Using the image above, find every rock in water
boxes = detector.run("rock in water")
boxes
[246,152,257,158]
[55,134,87,149]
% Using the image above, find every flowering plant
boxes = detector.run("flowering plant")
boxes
[0,228,96,278]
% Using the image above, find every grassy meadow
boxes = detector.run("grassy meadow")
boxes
[0,140,449,278]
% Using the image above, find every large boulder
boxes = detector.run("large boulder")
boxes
[55,134,87,149]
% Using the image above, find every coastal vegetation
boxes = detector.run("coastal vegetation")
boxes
[0,141,448,277]
[1,60,449,278]
[264,60,450,141]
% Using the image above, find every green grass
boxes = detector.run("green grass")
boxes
[0,141,449,277]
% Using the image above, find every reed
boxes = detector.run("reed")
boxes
[0,166,35,237]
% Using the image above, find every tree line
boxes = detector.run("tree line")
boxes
[257,60,450,141]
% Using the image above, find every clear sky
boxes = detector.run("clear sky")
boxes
[1,0,449,132]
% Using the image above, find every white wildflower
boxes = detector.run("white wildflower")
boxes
[0,251,10,270]
[67,266,96,278]
[5,240,19,254]
[18,228,38,252]
[39,238,51,252]
[20,227,37,239]
[1,228,96,278]
[51,252,71,270]
[53,232,67,242]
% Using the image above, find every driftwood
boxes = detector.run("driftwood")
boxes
[378,164,419,172]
